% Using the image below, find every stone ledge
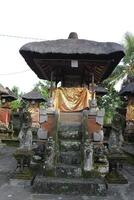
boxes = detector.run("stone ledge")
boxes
[33,176,107,195]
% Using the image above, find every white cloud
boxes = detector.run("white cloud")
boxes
[0,0,134,92]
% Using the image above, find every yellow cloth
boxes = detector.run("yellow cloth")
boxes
[28,103,40,127]
[126,97,134,121]
[53,87,91,112]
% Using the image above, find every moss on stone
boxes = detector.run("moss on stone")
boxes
[105,171,128,184]
[2,140,19,147]
[44,169,55,177]
[82,169,101,178]
[15,169,33,180]
[124,152,134,166]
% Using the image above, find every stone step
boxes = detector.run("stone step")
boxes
[59,124,82,132]
[59,140,81,152]
[60,112,82,125]
[33,176,107,195]
[55,164,82,178]
[58,130,82,140]
[59,151,81,165]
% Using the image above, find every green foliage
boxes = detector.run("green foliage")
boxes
[103,32,134,88]
[11,86,20,98]
[33,80,51,99]
[10,99,22,112]
[96,32,134,124]
[123,32,134,66]
[10,86,24,112]
[97,85,123,125]
[104,65,127,87]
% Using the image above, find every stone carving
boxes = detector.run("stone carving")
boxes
[84,140,93,171]
[18,111,33,150]
[108,112,124,151]
[88,98,98,115]
[33,143,46,161]
[37,127,48,140]
[93,128,104,142]
[96,109,105,126]
[46,98,55,113]
[45,137,55,170]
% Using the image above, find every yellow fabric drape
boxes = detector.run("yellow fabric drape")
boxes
[28,102,40,127]
[53,87,91,112]
[126,97,134,121]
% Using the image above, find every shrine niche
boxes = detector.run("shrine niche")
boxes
[22,90,46,128]
[0,87,16,138]
[119,75,134,141]
[19,32,125,194]
[53,87,92,112]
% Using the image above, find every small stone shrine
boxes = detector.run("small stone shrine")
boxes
[18,32,125,195]
[0,87,16,139]
[0,84,8,146]
[22,90,47,139]
[106,112,127,183]
[119,75,134,141]
[14,110,34,178]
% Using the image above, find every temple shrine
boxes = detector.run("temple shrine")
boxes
[120,75,134,141]
[0,87,16,138]
[22,90,46,127]
[18,32,125,195]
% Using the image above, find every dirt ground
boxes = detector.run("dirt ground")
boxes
[0,145,134,200]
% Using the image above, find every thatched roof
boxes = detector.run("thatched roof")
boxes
[0,84,8,95]
[119,82,134,96]
[1,87,17,101]
[19,32,125,84]
[119,75,134,96]
[95,85,108,95]
[22,90,46,102]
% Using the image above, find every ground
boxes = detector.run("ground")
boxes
[0,145,134,200]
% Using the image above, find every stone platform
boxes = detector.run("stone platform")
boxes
[1,146,134,200]
[32,176,107,195]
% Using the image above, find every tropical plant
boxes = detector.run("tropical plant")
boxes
[32,80,51,99]
[104,32,134,87]
[10,99,22,112]
[11,86,19,98]
[97,84,123,124]
[10,86,22,112]
[123,32,134,67]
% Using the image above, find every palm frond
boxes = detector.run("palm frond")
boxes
[123,32,134,65]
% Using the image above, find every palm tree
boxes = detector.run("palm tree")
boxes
[99,32,134,123]
[123,32,134,67]
[103,32,134,87]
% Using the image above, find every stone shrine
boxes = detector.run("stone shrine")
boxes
[18,32,125,195]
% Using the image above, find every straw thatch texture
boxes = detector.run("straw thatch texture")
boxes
[0,84,8,95]
[1,87,17,101]
[22,90,46,102]
[19,32,125,83]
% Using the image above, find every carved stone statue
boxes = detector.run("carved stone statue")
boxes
[18,111,32,150]
[45,137,55,170]
[93,128,104,142]
[46,98,55,113]
[88,99,98,115]
[84,140,93,171]
[108,112,124,151]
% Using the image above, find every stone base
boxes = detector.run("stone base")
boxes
[105,171,128,184]
[14,168,33,180]
[33,176,107,195]
[0,139,6,148]
[59,151,81,165]
[55,164,82,178]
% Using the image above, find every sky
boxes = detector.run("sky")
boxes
[0,0,134,93]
